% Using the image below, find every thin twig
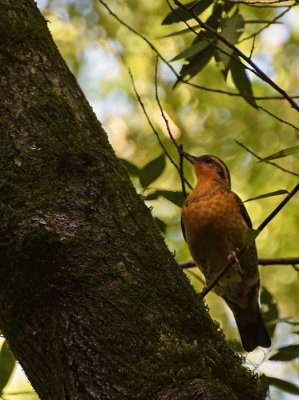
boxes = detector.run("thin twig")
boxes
[227,0,296,5]
[199,182,299,298]
[99,0,179,77]
[166,0,258,78]
[238,7,291,44]
[167,0,299,129]
[180,257,299,269]
[291,264,299,273]
[259,257,299,265]
[128,69,181,175]
[2,391,35,396]
[179,145,188,197]
[184,80,299,100]
[257,182,299,231]
[235,140,299,177]
[180,261,197,269]
[185,268,206,285]
[99,0,299,101]
[154,58,179,150]
[249,35,256,59]
[173,0,299,112]
[257,104,299,132]
[154,59,192,190]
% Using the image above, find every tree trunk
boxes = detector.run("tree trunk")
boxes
[0,1,267,399]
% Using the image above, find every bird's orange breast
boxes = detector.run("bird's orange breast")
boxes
[182,181,254,286]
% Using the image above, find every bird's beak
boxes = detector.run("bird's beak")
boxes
[180,150,197,164]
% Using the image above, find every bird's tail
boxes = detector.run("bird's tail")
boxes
[235,307,271,352]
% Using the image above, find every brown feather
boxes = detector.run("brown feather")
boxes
[181,154,271,351]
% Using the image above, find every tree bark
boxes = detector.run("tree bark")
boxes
[0,1,267,399]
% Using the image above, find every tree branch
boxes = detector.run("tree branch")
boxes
[238,6,291,44]
[235,139,299,177]
[128,68,181,175]
[227,0,296,5]
[99,0,299,102]
[180,257,299,269]
[173,0,299,112]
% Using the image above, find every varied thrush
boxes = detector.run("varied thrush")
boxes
[181,152,271,352]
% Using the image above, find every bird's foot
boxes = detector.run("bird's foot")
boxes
[228,248,243,274]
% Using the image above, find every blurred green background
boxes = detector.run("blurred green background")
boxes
[1,1,298,399]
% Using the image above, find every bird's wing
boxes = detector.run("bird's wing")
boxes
[234,194,252,228]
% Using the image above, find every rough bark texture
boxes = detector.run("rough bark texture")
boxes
[0,1,267,399]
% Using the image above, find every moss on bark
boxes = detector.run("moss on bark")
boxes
[0,1,267,399]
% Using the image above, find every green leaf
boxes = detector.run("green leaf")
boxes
[120,159,140,176]
[162,0,213,25]
[139,154,166,188]
[261,375,299,395]
[205,4,223,30]
[0,341,16,394]
[161,24,200,38]
[159,190,185,207]
[269,344,299,361]
[145,190,185,207]
[171,39,211,61]
[144,192,159,201]
[177,44,215,82]
[259,145,299,162]
[158,190,185,207]
[216,12,245,76]
[244,189,288,202]
[230,54,257,108]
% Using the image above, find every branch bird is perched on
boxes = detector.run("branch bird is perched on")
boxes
[181,152,271,352]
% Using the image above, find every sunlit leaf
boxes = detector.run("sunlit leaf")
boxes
[120,159,140,176]
[259,145,299,162]
[215,11,244,78]
[260,375,299,395]
[139,154,166,188]
[244,189,288,202]
[161,24,200,38]
[171,39,211,61]
[269,344,299,361]
[162,0,213,25]
[230,54,257,108]
[0,341,16,394]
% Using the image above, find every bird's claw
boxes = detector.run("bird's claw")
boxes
[228,249,243,274]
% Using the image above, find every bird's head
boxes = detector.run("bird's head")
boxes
[181,151,231,189]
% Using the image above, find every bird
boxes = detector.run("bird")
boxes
[181,152,271,352]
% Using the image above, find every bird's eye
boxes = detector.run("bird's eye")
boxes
[203,156,213,164]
